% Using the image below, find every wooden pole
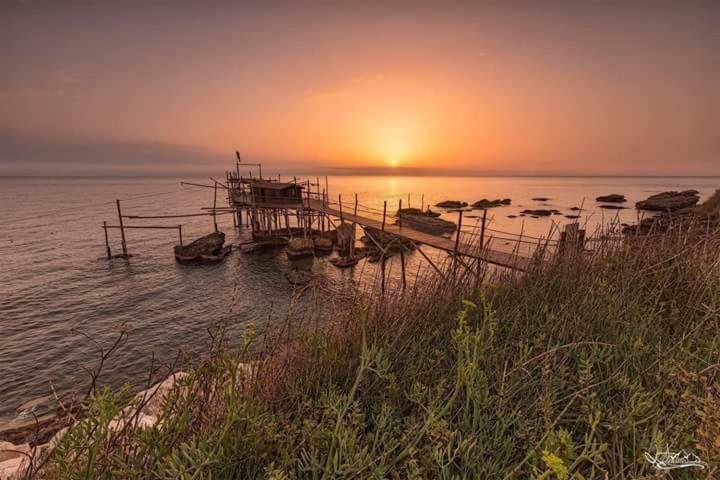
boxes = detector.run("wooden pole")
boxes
[103,221,111,258]
[178,225,183,246]
[381,201,387,232]
[116,200,128,257]
[398,198,406,288]
[213,182,218,232]
[480,209,487,249]
[351,194,358,257]
[325,176,329,204]
[454,210,464,254]
[398,199,403,228]
[421,194,425,211]
[339,194,344,223]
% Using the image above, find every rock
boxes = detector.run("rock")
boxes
[399,214,456,236]
[0,456,25,479]
[135,372,188,418]
[313,237,333,252]
[286,238,314,258]
[521,209,560,217]
[565,215,580,219]
[636,190,700,211]
[285,269,312,285]
[531,197,551,202]
[396,207,441,218]
[0,412,58,445]
[471,198,511,209]
[596,194,626,203]
[569,206,581,211]
[599,205,627,210]
[507,215,518,219]
[0,441,29,462]
[174,231,225,257]
[435,200,468,209]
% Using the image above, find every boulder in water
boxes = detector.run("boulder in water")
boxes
[313,237,333,252]
[286,238,315,258]
[596,194,626,203]
[521,209,560,217]
[174,231,225,257]
[396,207,441,218]
[400,214,456,236]
[435,200,468,209]
[471,198,511,209]
[636,190,700,211]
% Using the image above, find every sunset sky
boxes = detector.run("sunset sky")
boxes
[1,1,718,176]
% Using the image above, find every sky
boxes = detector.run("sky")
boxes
[1,0,718,176]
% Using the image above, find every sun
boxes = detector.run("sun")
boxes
[383,140,408,168]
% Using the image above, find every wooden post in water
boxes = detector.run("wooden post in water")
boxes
[381,201,387,232]
[421,194,425,212]
[454,210,464,254]
[213,182,218,232]
[116,200,128,257]
[398,199,403,228]
[325,176,329,205]
[339,194,344,222]
[351,194,358,257]
[178,225,183,246]
[103,221,111,258]
[399,199,406,289]
[480,209,487,249]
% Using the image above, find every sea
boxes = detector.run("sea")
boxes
[0,175,716,420]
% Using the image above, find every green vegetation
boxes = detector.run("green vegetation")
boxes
[42,225,720,479]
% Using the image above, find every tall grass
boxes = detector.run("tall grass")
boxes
[40,223,720,479]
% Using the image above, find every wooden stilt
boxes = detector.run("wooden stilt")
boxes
[103,221,111,258]
[178,225,183,246]
[454,210,464,253]
[480,209,487,249]
[381,201,387,232]
[213,182,218,232]
[116,200,128,257]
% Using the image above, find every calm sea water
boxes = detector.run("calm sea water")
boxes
[0,175,716,419]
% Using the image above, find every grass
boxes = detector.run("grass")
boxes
[38,222,720,479]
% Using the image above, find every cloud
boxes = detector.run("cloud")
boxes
[303,74,387,104]
[0,130,227,176]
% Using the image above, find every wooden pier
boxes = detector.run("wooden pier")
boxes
[100,154,577,288]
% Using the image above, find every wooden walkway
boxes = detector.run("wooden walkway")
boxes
[307,199,535,271]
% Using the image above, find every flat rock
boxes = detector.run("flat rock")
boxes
[396,207,441,218]
[636,190,700,211]
[531,197,551,202]
[599,205,627,210]
[286,238,314,258]
[471,198,511,209]
[596,194,626,203]
[399,214,456,236]
[313,237,333,252]
[435,200,468,209]
[174,231,225,257]
[521,209,560,217]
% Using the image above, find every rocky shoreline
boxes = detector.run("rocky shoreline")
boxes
[0,371,192,479]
